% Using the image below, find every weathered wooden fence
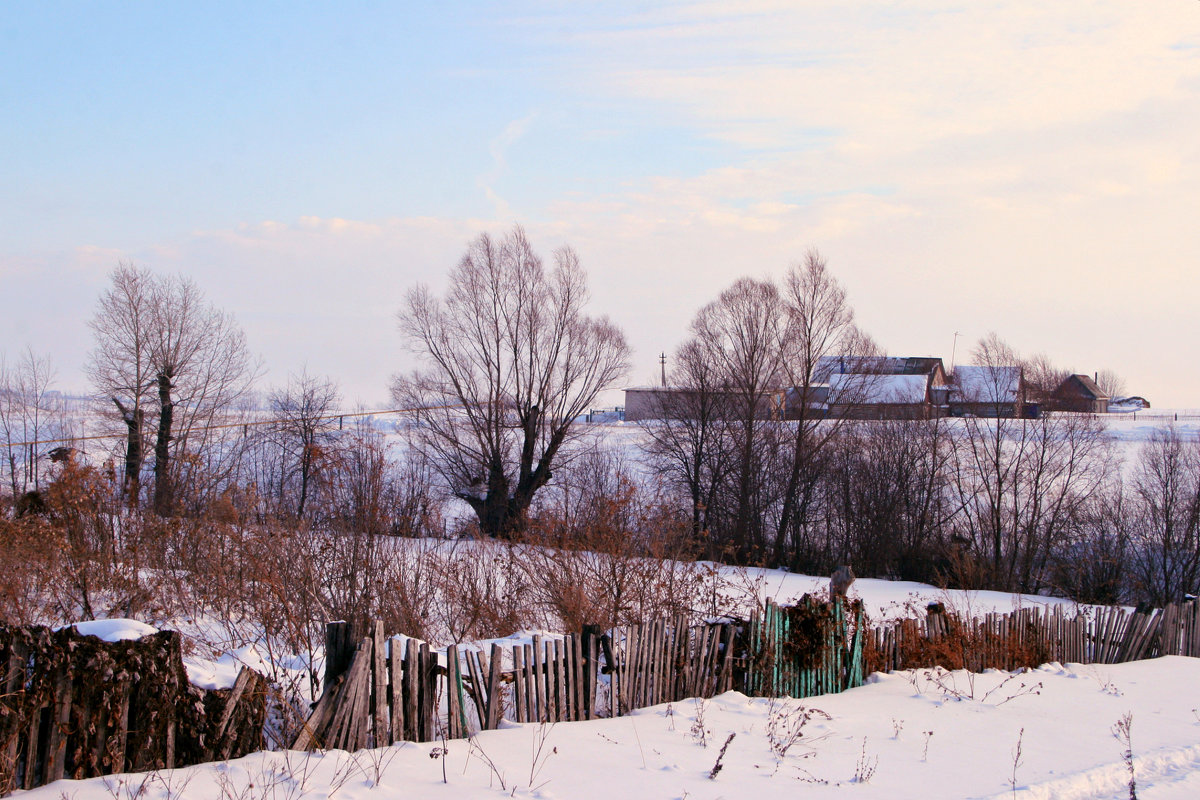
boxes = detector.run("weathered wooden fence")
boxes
[868,599,1200,673]
[293,596,865,750]
[0,625,266,796]
[747,597,866,699]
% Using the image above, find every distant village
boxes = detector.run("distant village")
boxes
[621,356,1146,423]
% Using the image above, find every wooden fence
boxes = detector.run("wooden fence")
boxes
[293,596,866,750]
[868,599,1200,673]
[0,625,266,796]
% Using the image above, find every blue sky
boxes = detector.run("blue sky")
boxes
[3,1,1199,406]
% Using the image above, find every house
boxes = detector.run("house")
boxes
[826,372,944,419]
[949,365,1024,418]
[1051,374,1110,414]
[811,355,950,419]
[622,386,784,422]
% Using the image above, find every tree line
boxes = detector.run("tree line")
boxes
[1,227,1196,609]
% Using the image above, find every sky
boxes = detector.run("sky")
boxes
[2,1,1199,407]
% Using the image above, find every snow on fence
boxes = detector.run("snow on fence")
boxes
[292,596,867,750]
[868,599,1200,673]
[0,626,266,796]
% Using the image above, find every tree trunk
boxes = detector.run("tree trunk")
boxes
[112,398,144,500]
[154,373,174,516]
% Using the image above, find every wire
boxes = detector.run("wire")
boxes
[1,406,426,450]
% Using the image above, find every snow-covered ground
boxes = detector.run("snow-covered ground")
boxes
[25,563,1200,800]
[25,657,1200,799]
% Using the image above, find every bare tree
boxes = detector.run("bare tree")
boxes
[268,372,340,520]
[1021,349,1068,404]
[0,348,64,500]
[949,335,1112,592]
[688,277,789,560]
[774,250,875,568]
[88,264,259,513]
[1128,427,1200,605]
[1095,368,1127,400]
[639,338,739,551]
[393,226,631,538]
[87,264,155,496]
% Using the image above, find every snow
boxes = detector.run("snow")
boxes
[22,657,1200,799]
[60,617,159,642]
[829,373,928,404]
[953,365,1021,403]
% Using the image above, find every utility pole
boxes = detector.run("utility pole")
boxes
[659,352,667,387]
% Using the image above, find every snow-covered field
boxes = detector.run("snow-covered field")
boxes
[26,657,1200,799]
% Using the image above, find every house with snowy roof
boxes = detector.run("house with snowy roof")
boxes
[814,356,950,419]
[949,365,1025,418]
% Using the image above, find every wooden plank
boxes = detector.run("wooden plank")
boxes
[210,667,254,758]
[599,632,618,717]
[445,647,464,739]
[523,644,537,723]
[404,639,421,742]
[531,635,547,723]
[372,622,388,747]
[546,639,560,723]
[486,643,505,730]
[465,649,488,729]
[571,633,585,722]
[293,670,343,750]
[24,704,44,789]
[44,661,73,784]
[216,672,262,761]
[448,642,465,738]
[324,621,352,690]
[558,638,572,722]
[419,642,436,742]
[512,645,526,724]
[326,641,371,750]
[582,628,598,720]
[388,638,403,744]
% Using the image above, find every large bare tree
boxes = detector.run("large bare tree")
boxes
[87,264,155,495]
[687,277,789,560]
[87,264,259,513]
[394,226,631,538]
[774,250,874,568]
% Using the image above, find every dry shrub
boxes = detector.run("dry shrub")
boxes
[517,482,708,630]
[864,604,1053,674]
[0,515,63,625]
[424,535,528,643]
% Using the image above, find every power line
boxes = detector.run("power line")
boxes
[2,406,422,450]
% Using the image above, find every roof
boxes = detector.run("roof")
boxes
[953,365,1021,404]
[829,373,929,404]
[1055,374,1110,401]
[815,355,945,382]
